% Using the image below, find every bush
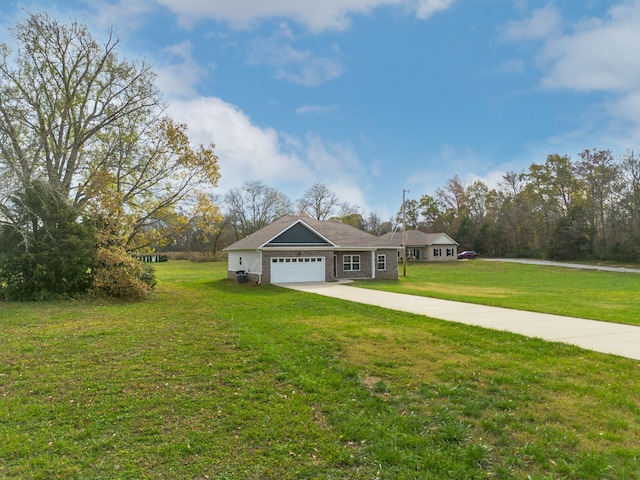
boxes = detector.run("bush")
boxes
[92,246,156,300]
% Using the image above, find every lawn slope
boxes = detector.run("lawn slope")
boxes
[0,261,638,479]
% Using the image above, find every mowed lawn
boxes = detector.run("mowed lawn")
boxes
[354,260,640,326]
[0,261,639,479]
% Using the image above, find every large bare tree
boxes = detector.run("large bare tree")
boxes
[297,183,339,220]
[225,180,292,239]
[0,13,221,249]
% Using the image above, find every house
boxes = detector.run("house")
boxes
[379,230,459,261]
[224,215,401,284]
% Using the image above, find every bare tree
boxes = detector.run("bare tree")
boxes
[225,180,293,239]
[297,183,339,220]
[0,13,160,205]
[435,174,467,215]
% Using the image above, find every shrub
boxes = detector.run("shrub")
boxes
[92,246,155,299]
[0,182,95,301]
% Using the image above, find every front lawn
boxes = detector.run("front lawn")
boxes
[0,261,638,479]
[353,260,640,325]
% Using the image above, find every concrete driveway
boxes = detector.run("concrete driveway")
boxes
[280,281,640,361]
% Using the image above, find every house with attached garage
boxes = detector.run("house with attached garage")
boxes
[224,215,401,284]
[379,230,459,261]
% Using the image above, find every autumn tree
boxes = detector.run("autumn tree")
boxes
[396,198,421,230]
[610,150,640,260]
[576,149,617,256]
[418,194,447,231]
[436,174,467,216]
[0,13,221,299]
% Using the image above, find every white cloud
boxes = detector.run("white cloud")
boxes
[166,97,370,207]
[501,1,640,150]
[539,1,640,92]
[85,0,155,32]
[605,91,640,146]
[153,0,453,32]
[155,41,208,98]
[466,170,508,190]
[246,29,345,86]
[415,0,455,20]
[296,104,339,115]
[501,3,561,41]
[167,97,313,189]
[304,133,370,208]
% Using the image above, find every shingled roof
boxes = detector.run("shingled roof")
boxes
[379,230,459,246]
[225,215,396,250]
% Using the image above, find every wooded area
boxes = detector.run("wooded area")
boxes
[176,149,640,264]
[414,149,640,262]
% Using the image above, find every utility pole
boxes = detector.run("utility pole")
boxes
[402,189,408,277]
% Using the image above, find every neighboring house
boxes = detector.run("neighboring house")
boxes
[379,230,459,261]
[224,215,401,284]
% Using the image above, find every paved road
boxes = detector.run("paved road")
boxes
[280,281,640,361]
[484,258,640,273]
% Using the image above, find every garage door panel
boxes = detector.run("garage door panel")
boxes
[271,257,325,283]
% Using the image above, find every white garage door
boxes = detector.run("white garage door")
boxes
[270,257,325,283]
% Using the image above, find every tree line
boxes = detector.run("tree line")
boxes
[177,149,640,264]
[410,149,640,262]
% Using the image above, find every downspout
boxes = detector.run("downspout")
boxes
[371,250,375,279]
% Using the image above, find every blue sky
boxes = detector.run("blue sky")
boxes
[3,0,640,218]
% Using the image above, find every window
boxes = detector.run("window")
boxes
[446,248,454,257]
[434,248,442,257]
[343,255,360,271]
[377,254,386,271]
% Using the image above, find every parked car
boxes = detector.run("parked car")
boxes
[457,250,478,260]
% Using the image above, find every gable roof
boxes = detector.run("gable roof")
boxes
[225,215,400,251]
[379,230,459,247]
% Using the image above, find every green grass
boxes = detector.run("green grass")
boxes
[353,260,640,325]
[0,261,639,479]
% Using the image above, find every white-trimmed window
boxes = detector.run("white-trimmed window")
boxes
[377,254,386,271]
[434,248,442,257]
[343,255,361,271]
[446,248,454,257]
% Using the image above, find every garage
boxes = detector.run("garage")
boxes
[270,257,325,283]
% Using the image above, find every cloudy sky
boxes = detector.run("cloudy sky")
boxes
[2,0,640,218]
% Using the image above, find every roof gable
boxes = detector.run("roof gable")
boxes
[263,220,332,247]
[379,230,459,246]
[428,232,459,246]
